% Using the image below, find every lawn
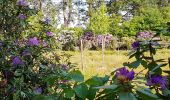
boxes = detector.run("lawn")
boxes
[59,49,170,79]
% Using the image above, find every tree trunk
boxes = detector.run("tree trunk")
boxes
[63,0,68,27]
[67,0,73,27]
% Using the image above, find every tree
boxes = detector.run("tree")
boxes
[122,7,165,36]
[109,13,123,36]
[88,2,109,34]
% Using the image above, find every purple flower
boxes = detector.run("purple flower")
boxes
[61,64,68,70]
[34,87,42,94]
[131,41,140,49]
[116,67,135,83]
[82,32,94,41]
[18,14,26,20]
[28,37,39,46]
[44,17,51,24]
[12,56,24,66]
[21,50,32,56]
[17,0,28,7]
[42,40,48,47]
[137,31,154,39]
[46,32,53,37]
[147,75,168,89]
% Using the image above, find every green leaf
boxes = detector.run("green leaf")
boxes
[129,60,141,68]
[162,89,170,96]
[33,95,55,100]
[44,75,58,86]
[86,76,103,86]
[94,84,118,90]
[74,83,88,99]
[14,69,22,76]
[69,70,84,82]
[64,89,75,98]
[137,89,159,100]
[86,87,97,100]
[141,60,147,67]
[150,64,167,72]
[119,92,137,100]
[163,70,170,74]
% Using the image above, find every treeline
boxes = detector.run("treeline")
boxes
[36,0,170,37]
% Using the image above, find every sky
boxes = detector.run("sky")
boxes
[51,0,88,28]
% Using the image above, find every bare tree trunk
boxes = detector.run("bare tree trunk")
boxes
[63,0,68,27]
[67,0,72,27]
[38,0,42,11]
[102,36,105,67]
[80,39,84,70]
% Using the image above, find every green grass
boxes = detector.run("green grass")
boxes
[59,49,170,79]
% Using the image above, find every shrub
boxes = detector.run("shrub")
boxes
[0,0,73,99]
[56,30,77,51]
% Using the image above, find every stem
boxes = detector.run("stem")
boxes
[135,68,147,77]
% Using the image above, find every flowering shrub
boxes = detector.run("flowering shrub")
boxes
[79,32,115,50]
[56,30,76,51]
[0,0,75,99]
[90,31,170,99]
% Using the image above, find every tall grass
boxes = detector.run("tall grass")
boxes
[59,49,170,79]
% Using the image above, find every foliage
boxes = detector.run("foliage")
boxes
[109,14,123,36]
[1,0,170,100]
[0,0,74,99]
[88,2,110,34]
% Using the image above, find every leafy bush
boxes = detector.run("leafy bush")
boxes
[0,0,74,99]
[120,37,135,50]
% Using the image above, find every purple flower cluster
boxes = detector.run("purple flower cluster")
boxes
[46,32,53,37]
[147,75,168,89]
[18,14,26,20]
[116,67,135,83]
[137,31,154,39]
[17,0,28,7]
[81,32,94,41]
[96,34,113,46]
[12,56,24,66]
[28,37,39,46]
[131,41,140,49]
[34,87,42,94]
